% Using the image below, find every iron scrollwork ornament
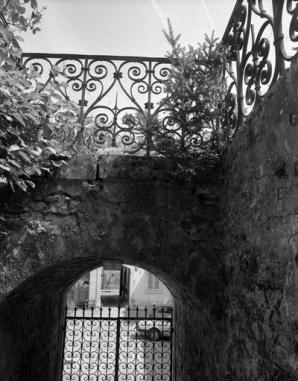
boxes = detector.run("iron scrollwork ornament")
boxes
[61,305,173,381]
[222,0,298,142]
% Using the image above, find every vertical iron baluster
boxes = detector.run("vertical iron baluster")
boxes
[87,306,94,379]
[23,54,173,154]
[161,307,165,381]
[147,60,152,156]
[126,306,131,380]
[127,307,132,381]
[124,306,129,380]
[61,302,173,380]
[170,307,173,381]
[80,306,86,378]
[114,306,121,381]
[105,307,111,381]
[98,306,103,378]
[70,306,78,380]
[152,305,156,380]
[60,306,68,381]
[144,306,148,381]
[272,0,285,76]
[112,94,118,147]
[80,58,89,130]
[135,306,139,380]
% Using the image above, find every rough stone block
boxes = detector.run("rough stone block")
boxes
[57,154,97,180]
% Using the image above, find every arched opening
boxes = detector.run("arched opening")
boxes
[0,256,225,381]
[66,264,173,309]
[61,264,174,381]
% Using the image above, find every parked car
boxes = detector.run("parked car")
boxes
[137,305,172,340]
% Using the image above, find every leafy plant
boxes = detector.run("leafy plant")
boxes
[122,20,225,175]
[1,0,45,34]
[0,1,80,191]
[159,19,224,157]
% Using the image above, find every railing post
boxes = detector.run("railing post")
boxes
[79,58,89,131]
[146,60,153,156]
[272,0,286,77]
[114,306,121,381]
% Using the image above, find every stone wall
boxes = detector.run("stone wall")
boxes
[0,155,225,381]
[222,57,298,380]
[3,52,298,381]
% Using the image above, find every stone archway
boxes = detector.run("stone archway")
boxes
[2,57,298,381]
[61,263,175,381]
[0,255,225,381]
[0,155,226,380]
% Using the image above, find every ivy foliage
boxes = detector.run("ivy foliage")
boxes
[0,0,80,191]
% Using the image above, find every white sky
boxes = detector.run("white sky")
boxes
[21,0,237,57]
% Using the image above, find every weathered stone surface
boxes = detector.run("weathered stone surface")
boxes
[3,53,298,381]
[221,57,298,380]
[57,154,97,179]
[0,155,225,381]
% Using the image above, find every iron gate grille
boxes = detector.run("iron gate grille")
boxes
[61,305,173,381]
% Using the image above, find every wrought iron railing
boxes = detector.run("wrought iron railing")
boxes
[10,2,298,157]
[22,53,223,156]
[22,53,175,155]
[222,0,298,134]
[61,305,173,381]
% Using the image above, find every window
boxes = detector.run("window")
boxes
[147,273,160,290]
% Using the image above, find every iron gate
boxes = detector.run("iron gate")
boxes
[61,305,173,381]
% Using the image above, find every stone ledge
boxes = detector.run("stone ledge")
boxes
[97,155,175,180]
[57,155,97,180]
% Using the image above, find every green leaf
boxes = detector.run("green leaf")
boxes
[31,0,38,9]
[39,104,48,112]
[41,95,49,103]
[44,146,57,154]
[32,166,41,175]
[18,6,26,14]
[59,82,68,89]
[51,93,63,101]
[0,175,7,184]
[33,27,41,35]
[13,114,26,126]
[18,15,27,28]
[0,28,13,44]
[30,147,42,156]
[7,158,21,168]
[7,127,20,136]
[18,151,32,163]
[8,144,20,152]
[15,178,27,192]
[41,166,50,173]
[11,12,19,23]
[51,160,65,167]
[25,180,35,188]
[0,163,10,172]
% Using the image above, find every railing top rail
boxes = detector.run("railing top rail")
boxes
[22,52,171,63]
[21,52,177,155]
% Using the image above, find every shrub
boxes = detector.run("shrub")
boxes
[0,1,80,191]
